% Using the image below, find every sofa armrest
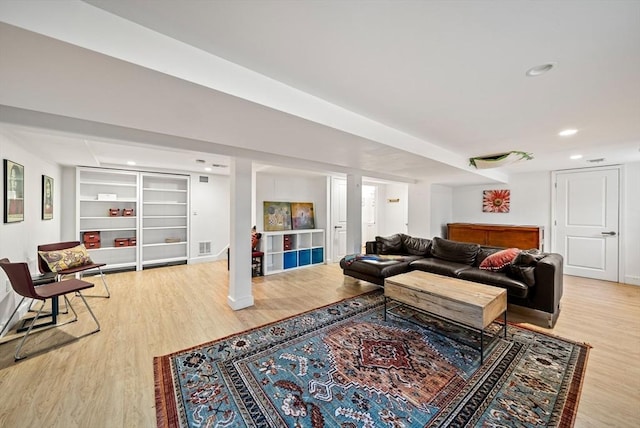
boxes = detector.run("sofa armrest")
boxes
[528,253,563,314]
[365,241,379,254]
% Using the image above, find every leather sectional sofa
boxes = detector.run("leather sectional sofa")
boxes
[340,234,563,327]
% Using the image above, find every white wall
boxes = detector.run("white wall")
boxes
[451,171,552,249]
[430,184,453,238]
[189,173,230,263]
[255,172,328,232]
[407,181,432,238]
[379,182,408,237]
[0,131,62,334]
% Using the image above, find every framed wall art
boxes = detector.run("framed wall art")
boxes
[3,159,25,223]
[482,189,510,213]
[42,175,54,220]
[291,202,315,230]
[263,201,292,231]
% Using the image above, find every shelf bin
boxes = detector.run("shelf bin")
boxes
[311,248,324,264]
[298,249,311,266]
[283,251,298,269]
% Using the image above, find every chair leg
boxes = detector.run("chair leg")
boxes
[74,268,110,298]
[14,299,47,361]
[0,297,26,337]
[13,293,100,361]
[75,292,101,333]
[97,268,110,298]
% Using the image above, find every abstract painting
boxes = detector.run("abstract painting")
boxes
[263,201,292,231]
[291,202,315,230]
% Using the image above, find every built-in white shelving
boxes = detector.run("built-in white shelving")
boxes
[262,229,324,275]
[76,167,189,271]
[141,173,189,268]
[76,168,139,270]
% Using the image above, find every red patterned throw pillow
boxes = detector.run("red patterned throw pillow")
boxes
[479,248,521,271]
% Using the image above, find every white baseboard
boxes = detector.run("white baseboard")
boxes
[189,254,225,264]
[623,275,640,286]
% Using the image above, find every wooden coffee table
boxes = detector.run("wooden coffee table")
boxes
[384,270,507,363]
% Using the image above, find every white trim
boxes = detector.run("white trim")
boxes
[624,276,640,286]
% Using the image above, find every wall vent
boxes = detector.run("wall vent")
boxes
[199,241,212,255]
[199,176,209,183]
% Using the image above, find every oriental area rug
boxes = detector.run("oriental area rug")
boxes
[154,290,589,428]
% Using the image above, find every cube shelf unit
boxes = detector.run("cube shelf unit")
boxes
[141,173,189,268]
[262,229,324,275]
[76,167,189,271]
[77,168,139,271]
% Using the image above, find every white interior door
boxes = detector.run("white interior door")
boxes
[554,167,619,281]
[331,178,347,261]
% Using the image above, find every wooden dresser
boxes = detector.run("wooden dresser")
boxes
[447,223,544,250]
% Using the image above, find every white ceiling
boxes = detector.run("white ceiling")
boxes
[1,0,639,183]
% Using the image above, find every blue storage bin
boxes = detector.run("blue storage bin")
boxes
[311,248,324,264]
[298,249,311,266]
[283,251,298,269]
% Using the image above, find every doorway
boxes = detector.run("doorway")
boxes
[362,185,378,245]
[553,166,620,281]
[330,179,380,261]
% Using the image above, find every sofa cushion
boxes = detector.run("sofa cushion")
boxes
[456,268,529,298]
[431,237,480,265]
[474,247,501,267]
[341,256,421,278]
[479,248,521,272]
[402,236,432,256]
[375,234,404,254]
[410,258,472,277]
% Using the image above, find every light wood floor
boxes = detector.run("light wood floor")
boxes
[0,261,638,427]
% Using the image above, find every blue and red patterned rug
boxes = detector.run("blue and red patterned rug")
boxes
[154,290,589,427]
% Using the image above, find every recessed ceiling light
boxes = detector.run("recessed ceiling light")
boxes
[526,63,556,77]
[558,129,578,137]
[204,167,212,172]
[570,154,583,160]
[127,161,136,166]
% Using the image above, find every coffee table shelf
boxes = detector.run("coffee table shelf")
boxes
[384,271,507,363]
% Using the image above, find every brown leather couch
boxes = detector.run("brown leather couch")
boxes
[340,235,563,327]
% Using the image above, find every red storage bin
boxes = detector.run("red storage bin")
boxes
[114,238,128,247]
[283,235,293,251]
[83,231,101,243]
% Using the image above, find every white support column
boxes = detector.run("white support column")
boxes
[228,157,254,310]
[346,173,363,254]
